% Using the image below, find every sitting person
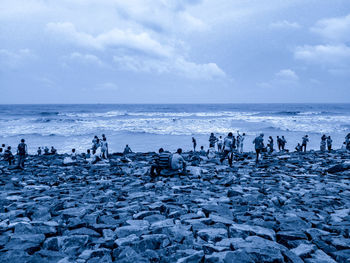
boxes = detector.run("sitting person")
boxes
[199,146,206,156]
[3,146,15,165]
[86,149,91,159]
[123,144,132,154]
[207,146,216,159]
[71,148,77,160]
[171,148,187,174]
[51,146,57,155]
[0,147,3,156]
[43,146,50,155]
[37,147,42,155]
[295,143,302,152]
[150,148,171,178]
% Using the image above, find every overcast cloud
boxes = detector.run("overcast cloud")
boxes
[0,0,349,103]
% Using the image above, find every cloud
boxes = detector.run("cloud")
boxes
[0,48,35,69]
[275,69,299,80]
[294,44,350,65]
[95,82,119,91]
[311,13,350,42]
[68,52,105,67]
[270,20,301,29]
[47,22,172,57]
[113,55,225,80]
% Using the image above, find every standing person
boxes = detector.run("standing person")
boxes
[320,135,327,152]
[17,139,27,169]
[268,136,274,153]
[92,135,99,154]
[253,134,264,163]
[209,133,217,148]
[277,136,282,151]
[327,136,332,152]
[37,147,42,155]
[217,136,223,152]
[101,137,108,159]
[192,137,197,152]
[281,136,287,151]
[302,135,309,152]
[220,132,234,166]
[238,133,246,153]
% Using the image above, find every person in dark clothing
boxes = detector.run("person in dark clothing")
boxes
[220,132,234,166]
[277,136,282,151]
[302,135,309,152]
[192,137,197,152]
[4,146,15,165]
[150,148,171,178]
[327,136,332,152]
[209,133,217,148]
[37,147,42,155]
[51,146,57,155]
[295,143,302,152]
[253,134,264,163]
[281,136,287,151]
[268,136,274,153]
[17,139,27,169]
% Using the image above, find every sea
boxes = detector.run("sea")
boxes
[0,103,350,154]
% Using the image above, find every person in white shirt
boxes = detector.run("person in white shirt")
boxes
[171,148,187,174]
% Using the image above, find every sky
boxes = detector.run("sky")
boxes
[0,0,350,103]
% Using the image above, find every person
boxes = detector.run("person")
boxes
[71,148,77,160]
[44,146,50,155]
[171,148,187,174]
[123,144,132,154]
[101,137,108,159]
[150,148,171,178]
[17,139,27,169]
[37,147,42,155]
[207,146,216,159]
[281,136,287,151]
[320,135,327,152]
[192,137,197,152]
[86,149,91,159]
[340,142,347,151]
[253,133,264,163]
[220,132,234,166]
[327,136,332,152]
[4,146,15,165]
[209,133,217,148]
[92,135,99,154]
[268,136,274,153]
[302,135,309,152]
[51,146,57,155]
[0,147,3,156]
[238,133,246,153]
[295,143,302,152]
[199,146,206,156]
[277,136,283,151]
[346,133,350,151]
[217,136,223,152]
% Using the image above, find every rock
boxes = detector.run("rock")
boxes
[224,250,254,263]
[197,228,227,242]
[304,249,337,263]
[291,243,317,258]
[177,251,204,263]
[115,225,149,238]
[230,223,275,241]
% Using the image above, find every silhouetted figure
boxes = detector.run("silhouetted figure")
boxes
[192,137,197,152]
[51,146,57,155]
[253,133,264,163]
[37,147,42,155]
[346,133,350,150]
[123,144,132,154]
[150,148,171,178]
[302,135,309,152]
[17,139,27,169]
[320,135,327,152]
[295,143,302,152]
[92,135,100,154]
[199,146,206,156]
[86,149,91,159]
[71,148,77,160]
[268,136,274,153]
[4,146,15,165]
[44,146,50,155]
[209,133,217,148]
[327,136,332,152]
[281,136,287,151]
[220,132,234,166]
[277,136,282,151]
[237,132,246,153]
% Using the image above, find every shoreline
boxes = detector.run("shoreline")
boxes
[0,150,349,262]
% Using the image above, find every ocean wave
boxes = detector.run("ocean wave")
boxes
[40,111,59,116]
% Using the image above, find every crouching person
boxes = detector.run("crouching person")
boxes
[150,148,171,178]
[171,148,187,175]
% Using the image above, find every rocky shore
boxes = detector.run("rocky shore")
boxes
[0,150,349,263]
